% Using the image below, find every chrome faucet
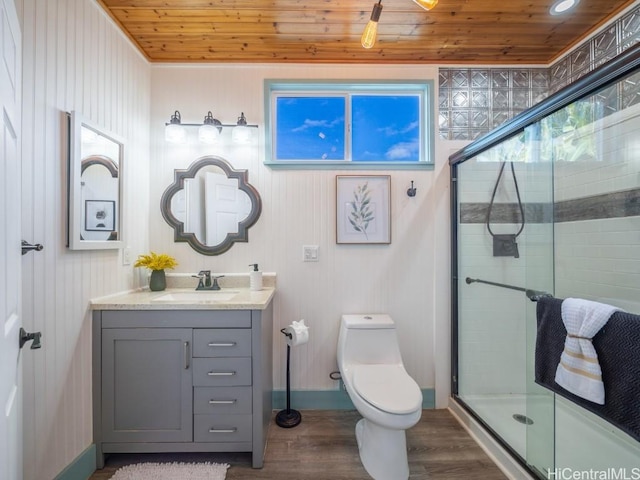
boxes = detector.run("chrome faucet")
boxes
[192,270,224,291]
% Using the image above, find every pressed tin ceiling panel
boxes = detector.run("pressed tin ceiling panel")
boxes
[97,0,637,63]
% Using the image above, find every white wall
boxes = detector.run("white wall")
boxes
[17,0,150,478]
[149,64,452,403]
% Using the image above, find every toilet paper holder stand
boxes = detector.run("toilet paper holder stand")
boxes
[276,328,302,428]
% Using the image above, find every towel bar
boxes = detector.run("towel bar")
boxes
[465,277,551,302]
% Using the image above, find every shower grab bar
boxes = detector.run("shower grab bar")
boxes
[465,277,551,302]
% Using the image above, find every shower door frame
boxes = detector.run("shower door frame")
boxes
[449,42,640,477]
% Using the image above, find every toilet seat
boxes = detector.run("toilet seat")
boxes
[353,364,422,415]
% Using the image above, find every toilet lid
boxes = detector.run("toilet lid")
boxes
[353,365,422,414]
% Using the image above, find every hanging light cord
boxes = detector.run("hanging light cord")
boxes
[486,161,525,238]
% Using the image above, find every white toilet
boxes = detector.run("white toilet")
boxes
[337,314,422,480]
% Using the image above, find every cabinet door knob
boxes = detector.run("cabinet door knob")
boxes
[184,341,190,369]
[208,342,236,347]
[207,371,236,376]
[209,399,237,404]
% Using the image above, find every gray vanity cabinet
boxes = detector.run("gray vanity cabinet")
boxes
[101,328,193,443]
[92,305,273,469]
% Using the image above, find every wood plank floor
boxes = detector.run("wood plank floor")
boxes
[88,409,508,479]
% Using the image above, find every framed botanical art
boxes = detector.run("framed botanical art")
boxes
[336,175,391,244]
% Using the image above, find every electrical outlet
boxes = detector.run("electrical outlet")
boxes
[303,245,319,262]
[123,247,132,265]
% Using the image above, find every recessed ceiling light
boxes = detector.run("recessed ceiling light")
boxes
[550,0,580,15]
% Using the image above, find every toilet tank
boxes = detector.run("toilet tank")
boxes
[338,314,403,366]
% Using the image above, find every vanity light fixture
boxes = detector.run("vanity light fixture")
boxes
[231,112,251,144]
[198,111,223,144]
[550,0,580,15]
[165,110,187,144]
[164,110,258,144]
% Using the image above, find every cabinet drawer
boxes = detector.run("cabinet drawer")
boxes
[194,387,252,415]
[192,358,252,386]
[193,414,252,443]
[193,329,251,358]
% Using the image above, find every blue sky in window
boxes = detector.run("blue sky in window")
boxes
[276,94,420,161]
[276,97,345,160]
[352,95,420,162]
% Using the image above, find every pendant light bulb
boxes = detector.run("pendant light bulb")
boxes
[361,1,383,49]
[412,0,438,10]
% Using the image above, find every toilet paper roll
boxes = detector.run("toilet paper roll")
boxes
[284,320,309,347]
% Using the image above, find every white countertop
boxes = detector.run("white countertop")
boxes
[91,273,276,311]
[90,287,276,310]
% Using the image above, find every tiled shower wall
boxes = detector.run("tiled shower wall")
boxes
[439,4,640,141]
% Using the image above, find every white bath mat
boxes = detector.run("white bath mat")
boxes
[110,461,229,480]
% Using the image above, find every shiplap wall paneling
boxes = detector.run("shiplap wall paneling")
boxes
[149,64,446,398]
[18,0,150,478]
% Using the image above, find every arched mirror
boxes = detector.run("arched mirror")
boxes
[161,156,262,255]
[67,111,124,250]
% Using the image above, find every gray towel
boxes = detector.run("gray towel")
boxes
[535,296,640,442]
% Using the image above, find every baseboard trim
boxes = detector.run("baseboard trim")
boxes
[272,388,435,410]
[54,444,96,480]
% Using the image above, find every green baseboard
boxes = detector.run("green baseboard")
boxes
[54,444,96,480]
[272,388,435,410]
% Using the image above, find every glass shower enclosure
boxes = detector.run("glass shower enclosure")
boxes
[450,44,640,477]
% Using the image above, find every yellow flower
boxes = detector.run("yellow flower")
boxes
[134,252,178,271]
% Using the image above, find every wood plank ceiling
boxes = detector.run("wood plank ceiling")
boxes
[97,0,637,64]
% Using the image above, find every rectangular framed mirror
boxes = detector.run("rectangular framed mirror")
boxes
[67,111,125,250]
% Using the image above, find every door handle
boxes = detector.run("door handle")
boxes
[19,328,42,349]
[22,240,43,255]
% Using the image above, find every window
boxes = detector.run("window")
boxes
[265,80,434,169]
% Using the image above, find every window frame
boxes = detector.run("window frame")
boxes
[264,80,435,170]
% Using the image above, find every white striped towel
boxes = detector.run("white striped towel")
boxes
[555,298,622,404]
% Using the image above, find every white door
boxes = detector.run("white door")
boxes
[0,1,22,479]
[204,171,251,246]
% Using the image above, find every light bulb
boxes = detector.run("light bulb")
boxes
[412,0,438,10]
[198,111,222,144]
[165,123,186,144]
[165,110,187,144]
[361,1,383,49]
[361,21,378,49]
[232,112,251,144]
[198,124,220,144]
[232,125,251,144]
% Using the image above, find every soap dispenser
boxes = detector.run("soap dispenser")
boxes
[249,263,262,291]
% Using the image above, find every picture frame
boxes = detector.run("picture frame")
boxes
[336,175,391,244]
[85,200,116,232]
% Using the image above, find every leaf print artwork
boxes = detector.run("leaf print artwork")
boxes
[336,175,390,244]
[348,182,375,239]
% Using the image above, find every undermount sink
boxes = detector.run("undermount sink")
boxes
[152,290,240,303]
